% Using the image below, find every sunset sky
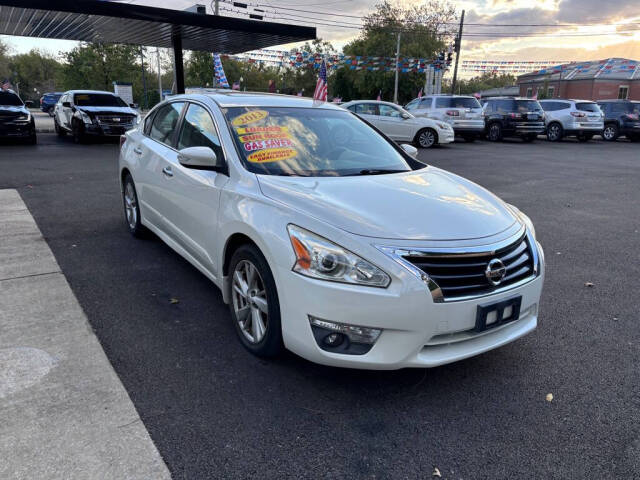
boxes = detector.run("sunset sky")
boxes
[2,0,640,66]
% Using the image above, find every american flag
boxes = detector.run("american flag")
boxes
[313,59,328,102]
[1,79,11,90]
[232,81,240,90]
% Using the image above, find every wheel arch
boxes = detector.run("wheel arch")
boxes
[414,126,438,146]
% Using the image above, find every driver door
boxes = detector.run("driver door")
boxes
[377,104,409,140]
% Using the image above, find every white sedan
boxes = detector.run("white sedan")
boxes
[119,91,544,370]
[341,100,454,148]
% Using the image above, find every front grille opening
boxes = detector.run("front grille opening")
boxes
[403,235,535,300]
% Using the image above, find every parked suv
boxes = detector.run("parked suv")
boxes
[482,97,545,142]
[40,92,63,116]
[405,95,484,141]
[0,89,37,144]
[596,99,640,142]
[54,90,140,143]
[539,99,603,142]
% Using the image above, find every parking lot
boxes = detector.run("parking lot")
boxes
[1,134,639,479]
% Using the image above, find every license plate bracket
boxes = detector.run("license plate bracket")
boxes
[475,296,522,332]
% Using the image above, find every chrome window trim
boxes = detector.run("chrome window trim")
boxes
[376,227,540,304]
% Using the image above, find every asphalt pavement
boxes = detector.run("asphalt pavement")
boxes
[1,133,638,479]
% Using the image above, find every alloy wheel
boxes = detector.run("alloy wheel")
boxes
[489,124,501,141]
[124,182,138,229]
[232,260,268,344]
[547,124,561,141]
[603,126,616,141]
[418,130,435,148]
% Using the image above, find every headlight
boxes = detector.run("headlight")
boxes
[79,111,92,124]
[17,113,30,122]
[287,225,390,287]
[508,203,536,239]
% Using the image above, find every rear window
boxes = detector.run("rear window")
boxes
[0,91,23,106]
[515,100,542,112]
[74,93,127,107]
[435,97,481,109]
[575,103,600,113]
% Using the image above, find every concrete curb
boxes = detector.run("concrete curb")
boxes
[0,189,171,480]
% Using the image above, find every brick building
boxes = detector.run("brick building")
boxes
[517,58,640,101]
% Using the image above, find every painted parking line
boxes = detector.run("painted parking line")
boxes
[0,189,171,480]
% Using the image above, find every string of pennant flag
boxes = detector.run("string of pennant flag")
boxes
[287,51,451,73]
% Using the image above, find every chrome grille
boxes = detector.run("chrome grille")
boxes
[401,234,536,301]
[97,114,134,126]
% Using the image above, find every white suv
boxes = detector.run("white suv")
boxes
[405,95,485,141]
[119,91,544,370]
[539,99,604,142]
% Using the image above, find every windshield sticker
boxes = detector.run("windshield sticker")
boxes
[239,132,291,143]
[232,110,269,126]
[235,125,288,135]
[247,147,298,163]
[243,138,295,152]
[75,94,90,101]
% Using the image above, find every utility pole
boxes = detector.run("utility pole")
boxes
[393,31,401,104]
[214,0,219,15]
[450,9,464,95]
[140,46,148,109]
[156,47,162,101]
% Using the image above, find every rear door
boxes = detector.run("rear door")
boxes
[157,102,228,275]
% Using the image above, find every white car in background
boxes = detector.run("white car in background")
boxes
[119,91,544,370]
[341,100,454,148]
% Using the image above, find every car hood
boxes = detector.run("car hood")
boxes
[257,167,519,241]
[0,105,28,118]
[77,106,136,115]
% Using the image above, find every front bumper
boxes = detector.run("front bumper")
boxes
[276,242,545,370]
[437,127,455,144]
[0,122,34,137]
[84,122,134,137]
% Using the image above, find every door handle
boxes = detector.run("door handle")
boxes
[133,147,143,155]
[162,166,173,177]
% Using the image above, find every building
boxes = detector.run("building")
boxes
[478,85,519,98]
[517,58,640,100]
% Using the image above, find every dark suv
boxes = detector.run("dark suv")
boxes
[482,97,546,142]
[596,99,640,142]
[0,89,37,144]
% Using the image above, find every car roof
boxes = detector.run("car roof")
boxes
[181,89,345,110]
[487,97,535,100]
[341,99,404,108]
[596,99,632,103]
[539,99,595,103]
[65,90,119,95]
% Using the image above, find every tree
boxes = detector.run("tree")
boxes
[334,0,456,103]
[8,49,63,101]
[450,72,516,95]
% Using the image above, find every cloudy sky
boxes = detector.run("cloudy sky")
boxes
[3,0,640,64]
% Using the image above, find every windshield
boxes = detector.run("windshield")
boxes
[0,91,24,106]
[74,93,127,107]
[435,97,481,109]
[515,100,542,112]
[223,107,415,177]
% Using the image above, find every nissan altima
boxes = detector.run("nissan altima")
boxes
[119,91,544,369]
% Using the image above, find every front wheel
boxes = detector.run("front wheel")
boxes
[546,123,563,142]
[487,123,502,142]
[229,244,283,357]
[54,117,66,137]
[72,121,85,144]
[414,128,437,148]
[602,124,619,141]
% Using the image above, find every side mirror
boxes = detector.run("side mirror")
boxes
[401,144,418,158]
[177,146,222,170]
[401,112,411,119]
[130,103,138,109]
[62,101,71,108]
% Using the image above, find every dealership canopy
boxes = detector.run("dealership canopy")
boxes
[0,0,316,92]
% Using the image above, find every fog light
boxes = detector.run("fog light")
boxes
[323,332,344,347]
[308,316,382,344]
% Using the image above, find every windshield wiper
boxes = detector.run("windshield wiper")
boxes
[345,169,408,176]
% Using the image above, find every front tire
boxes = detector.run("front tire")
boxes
[122,174,148,238]
[546,122,563,142]
[602,124,619,141]
[414,128,437,148]
[487,122,502,142]
[54,117,66,137]
[72,120,85,144]
[228,244,283,358]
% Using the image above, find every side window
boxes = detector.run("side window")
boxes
[379,105,401,117]
[405,100,418,110]
[143,110,156,135]
[177,103,223,159]
[618,86,629,100]
[496,100,512,114]
[421,97,432,107]
[346,105,357,112]
[540,102,553,111]
[355,103,378,115]
[435,97,450,108]
[149,102,185,146]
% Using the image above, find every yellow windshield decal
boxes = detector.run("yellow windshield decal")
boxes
[247,147,297,163]
[232,110,269,126]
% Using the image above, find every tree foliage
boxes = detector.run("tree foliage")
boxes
[449,72,517,95]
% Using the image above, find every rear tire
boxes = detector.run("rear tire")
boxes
[487,122,502,142]
[122,174,148,238]
[228,244,283,358]
[414,128,437,148]
[602,124,619,141]
[546,122,563,142]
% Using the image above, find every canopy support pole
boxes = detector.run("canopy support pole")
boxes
[172,29,185,94]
